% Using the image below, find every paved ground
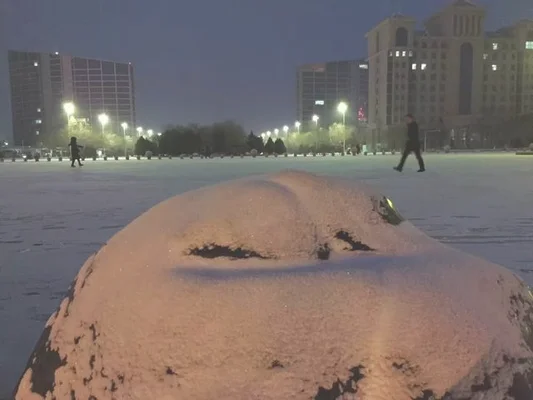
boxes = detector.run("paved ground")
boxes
[1,153,532,397]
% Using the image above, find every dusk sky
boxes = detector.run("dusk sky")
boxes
[0,0,530,141]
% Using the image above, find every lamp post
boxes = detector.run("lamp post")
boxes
[147,129,154,138]
[295,121,301,133]
[283,125,289,138]
[337,101,348,154]
[136,126,143,138]
[121,122,128,157]
[274,128,279,138]
[98,113,109,156]
[312,115,319,151]
[63,102,75,160]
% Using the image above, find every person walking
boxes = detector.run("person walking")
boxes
[68,136,84,167]
[394,114,425,172]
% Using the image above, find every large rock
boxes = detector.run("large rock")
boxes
[13,171,533,399]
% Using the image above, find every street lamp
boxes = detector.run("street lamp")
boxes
[312,115,320,152]
[266,131,271,138]
[295,121,301,133]
[136,126,143,137]
[63,102,75,122]
[121,122,128,157]
[337,102,348,153]
[98,113,109,156]
[274,128,279,137]
[147,129,154,138]
[283,125,289,136]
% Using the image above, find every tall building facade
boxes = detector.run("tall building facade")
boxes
[366,0,533,150]
[296,59,369,130]
[8,50,135,146]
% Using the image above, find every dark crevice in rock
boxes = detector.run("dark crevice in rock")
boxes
[70,389,76,400]
[166,367,177,375]
[188,244,269,260]
[471,374,492,392]
[63,277,78,317]
[74,335,82,345]
[335,231,375,252]
[412,390,440,400]
[118,374,125,383]
[316,243,330,260]
[89,355,95,370]
[110,379,118,392]
[89,324,99,342]
[269,360,284,369]
[507,371,533,400]
[19,325,67,397]
[314,365,364,400]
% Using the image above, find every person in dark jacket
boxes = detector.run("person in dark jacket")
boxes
[68,136,84,167]
[394,114,425,172]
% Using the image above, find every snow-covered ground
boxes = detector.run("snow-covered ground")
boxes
[0,153,532,398]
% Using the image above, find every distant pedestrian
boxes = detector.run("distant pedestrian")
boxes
[394,114,425,172]
[68,137,84,167]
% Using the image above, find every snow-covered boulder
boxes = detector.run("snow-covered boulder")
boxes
[13,171,533,399]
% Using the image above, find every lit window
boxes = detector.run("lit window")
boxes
[402,51,407,57]
[421,63,427,70]
[483,53,488,60]
[37,108,41,112]
[35,119,42,124]
[315,100,324,105]
[396,51,400,57]
[34,62,39,67]
[492,64,498,71]
[36,131,40,135]
[359,64,368,69]
[389,51,393,57]
[54,52,59,55]
[409,50,413,57]
[411,63,417,70]
[526,41,533,50]
[492,43,498,50]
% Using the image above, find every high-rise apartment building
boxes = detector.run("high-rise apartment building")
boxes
[8,50,135,146]
[366,0,533,149]
[296,59,369,130]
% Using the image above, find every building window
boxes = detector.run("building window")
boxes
[37,108,41,112]
[492,64,498,71]
[421,63,427,70]
[35,119,42,124]
[396,51,400,57]
[34,62,39,67]
[526,42,533,50]
[492,43,498,50]
[411,63,417,70]
[483,53,488,60]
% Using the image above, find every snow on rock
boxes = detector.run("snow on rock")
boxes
[12,170,533,399]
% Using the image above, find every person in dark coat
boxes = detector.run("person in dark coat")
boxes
[68,136,84,167]
[394,114,425,172]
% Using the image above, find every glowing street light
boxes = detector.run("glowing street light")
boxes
[312,115,319,126]
[157,132,162,137]
[260,133,266,142]
[274,128,279,137]
[136,126,143,137]
[266,131,271,138]
[312,115,320,152]
[63,102,75,121]
[337,102,348,153]
[283,125,289,135]
[295,121,301,133]
[147,129,154,138]
[121,122,128,157]
[98,113,109,156]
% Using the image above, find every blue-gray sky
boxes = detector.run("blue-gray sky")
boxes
[0,0,530,141]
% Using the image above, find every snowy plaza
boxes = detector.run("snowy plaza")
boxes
[1,153,533,398]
